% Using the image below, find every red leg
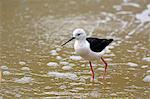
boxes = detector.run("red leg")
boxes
[101,57,108,79]
[84,63,86,68]
[89,61,94,80]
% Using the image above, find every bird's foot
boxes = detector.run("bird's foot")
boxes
[90,77,95,82]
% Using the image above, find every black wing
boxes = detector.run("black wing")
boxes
[86,37,113,52]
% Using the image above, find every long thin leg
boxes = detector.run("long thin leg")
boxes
[84,63,86,68]
[101,57,108,73]
[101,57,108,79]
[89,61,94,80]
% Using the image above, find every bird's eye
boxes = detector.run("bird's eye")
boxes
[77,34,80,36]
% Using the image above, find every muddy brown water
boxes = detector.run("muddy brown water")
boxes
[0,0,150,98]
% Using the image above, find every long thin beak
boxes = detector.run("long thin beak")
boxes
[61,37,75,46]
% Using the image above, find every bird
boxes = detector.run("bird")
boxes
[61,28,113,80]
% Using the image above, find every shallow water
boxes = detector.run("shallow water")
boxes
[0,0,150,98]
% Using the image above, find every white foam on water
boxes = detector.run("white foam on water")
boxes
[49,50,58,56]
[59,62,69,65]
[107,45,115,49]
[97,68,105,71]
[55,48,61,52]
[3,71,11,75]
[15,77,33,84]
[59,85,67,89]
[104,53,115,57]
[105,48,111,53]
[146,70,150,73]
[19,61,26,66]
[127,49,136,53]
[15,94,22,98]
[44,86,52,90]
[111,42,117,46]
[128,68,136,71]
[25,49,31,52]
[122,3,140,8]
[47,72,78,80]
[136,4,150,23]
[47,62,59,67]
[148,4,150,8]
[116,11,133,15]
[70,63,76,67]
[143,75,150,82]
[105,58,113,61]
[113,5,122,11]
[128,29,136,38]
[141,65,148,69]
[56,56,62,60]
[123,0,129,3]
[69,55,82,61]
[21,67,30,71]
[87,64,97,67]
[1,65,8,70]
[127,62,138,67]
[62,66,72,70]
[142,57,150,62]
[110,93,117,96]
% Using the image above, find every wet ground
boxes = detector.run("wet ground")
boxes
[0,0,150,98]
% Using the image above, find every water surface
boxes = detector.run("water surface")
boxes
[0,0,150,98]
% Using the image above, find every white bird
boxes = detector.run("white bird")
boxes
[62,28,113,80]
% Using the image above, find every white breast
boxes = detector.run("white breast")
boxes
[74,40,90,56]
[74,40,105,61]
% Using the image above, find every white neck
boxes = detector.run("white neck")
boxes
[77,36,86,41]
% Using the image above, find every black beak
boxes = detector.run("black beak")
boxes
[61,37,75,46]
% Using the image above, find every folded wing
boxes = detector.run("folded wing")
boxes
[86,37,113,52]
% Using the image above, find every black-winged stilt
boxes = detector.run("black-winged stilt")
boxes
[62,28,113,80]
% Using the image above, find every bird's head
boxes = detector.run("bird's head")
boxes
[61,28,87,46]
[73,28,87,40]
